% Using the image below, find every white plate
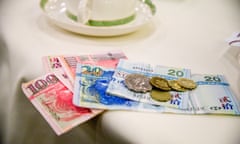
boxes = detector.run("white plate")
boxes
[41,0,155,36]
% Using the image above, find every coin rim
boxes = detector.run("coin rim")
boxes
[168,80,187,92]
[150,77,171,91]
[150,89,171,102]
[177,78,197,89]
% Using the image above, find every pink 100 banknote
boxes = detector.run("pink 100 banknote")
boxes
[21,73,103,135]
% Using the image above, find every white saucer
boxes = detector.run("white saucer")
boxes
[41,0,155,36]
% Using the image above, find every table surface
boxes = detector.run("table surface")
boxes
[0,0,240,144]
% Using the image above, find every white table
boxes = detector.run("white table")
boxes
[1,0,240,144]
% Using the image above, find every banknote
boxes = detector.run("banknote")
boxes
[53,70,74,92]
[106,59,192,110]
[42,56,73,92]
[22,73,103,135]
[59,51,127,85]
[189,74,240,115]
[73,64,168,112]
[42,56,63,72]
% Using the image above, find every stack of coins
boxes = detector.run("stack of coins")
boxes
[124,74,197,102]
[150,77,197,102]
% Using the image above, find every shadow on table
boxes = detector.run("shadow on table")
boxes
[0,32,10,144]
[3,77,99,144]
[96,115,133,144]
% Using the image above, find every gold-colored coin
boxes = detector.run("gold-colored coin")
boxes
[150,77,171,91]
[177,78,197,89]
[168,80,186,92]
[150,89,171,102]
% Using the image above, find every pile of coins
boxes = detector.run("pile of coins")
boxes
[124,74,197,102]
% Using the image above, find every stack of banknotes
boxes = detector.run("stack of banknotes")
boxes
[21,50,240,135]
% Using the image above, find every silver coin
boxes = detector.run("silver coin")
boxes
[124,74,152,93]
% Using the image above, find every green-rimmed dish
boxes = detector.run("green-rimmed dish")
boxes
[40,0,156,36]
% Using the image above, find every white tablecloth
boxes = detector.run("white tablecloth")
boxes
[1,0,240,144]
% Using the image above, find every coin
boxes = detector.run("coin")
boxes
[150,77,171,91]
[168,80,186,92]
[177,78,197,89]
[150,89,171,102]
[124,74,152,93]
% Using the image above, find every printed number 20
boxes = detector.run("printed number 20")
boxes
[168,69,184,77]
[204,76,221,82]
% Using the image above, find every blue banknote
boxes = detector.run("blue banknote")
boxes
[189,74,240,115]
[106,59,192,110]
[73,63,166,112]
[73,62,240,116]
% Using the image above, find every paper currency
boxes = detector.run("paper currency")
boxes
[106,59,192,110]
[42,56,73,92]
[22,73,103,135]
[59,51,127,85]
[189,74,240,115]
[42,56,63,72]
[72,64,168,112]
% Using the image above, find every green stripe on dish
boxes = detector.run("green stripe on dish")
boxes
[66,10,78,22]
[143,0,156,15]
[65,0,156,26]
[66,10,136,26]
[87,14,136,26]
[40,0,48,10]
